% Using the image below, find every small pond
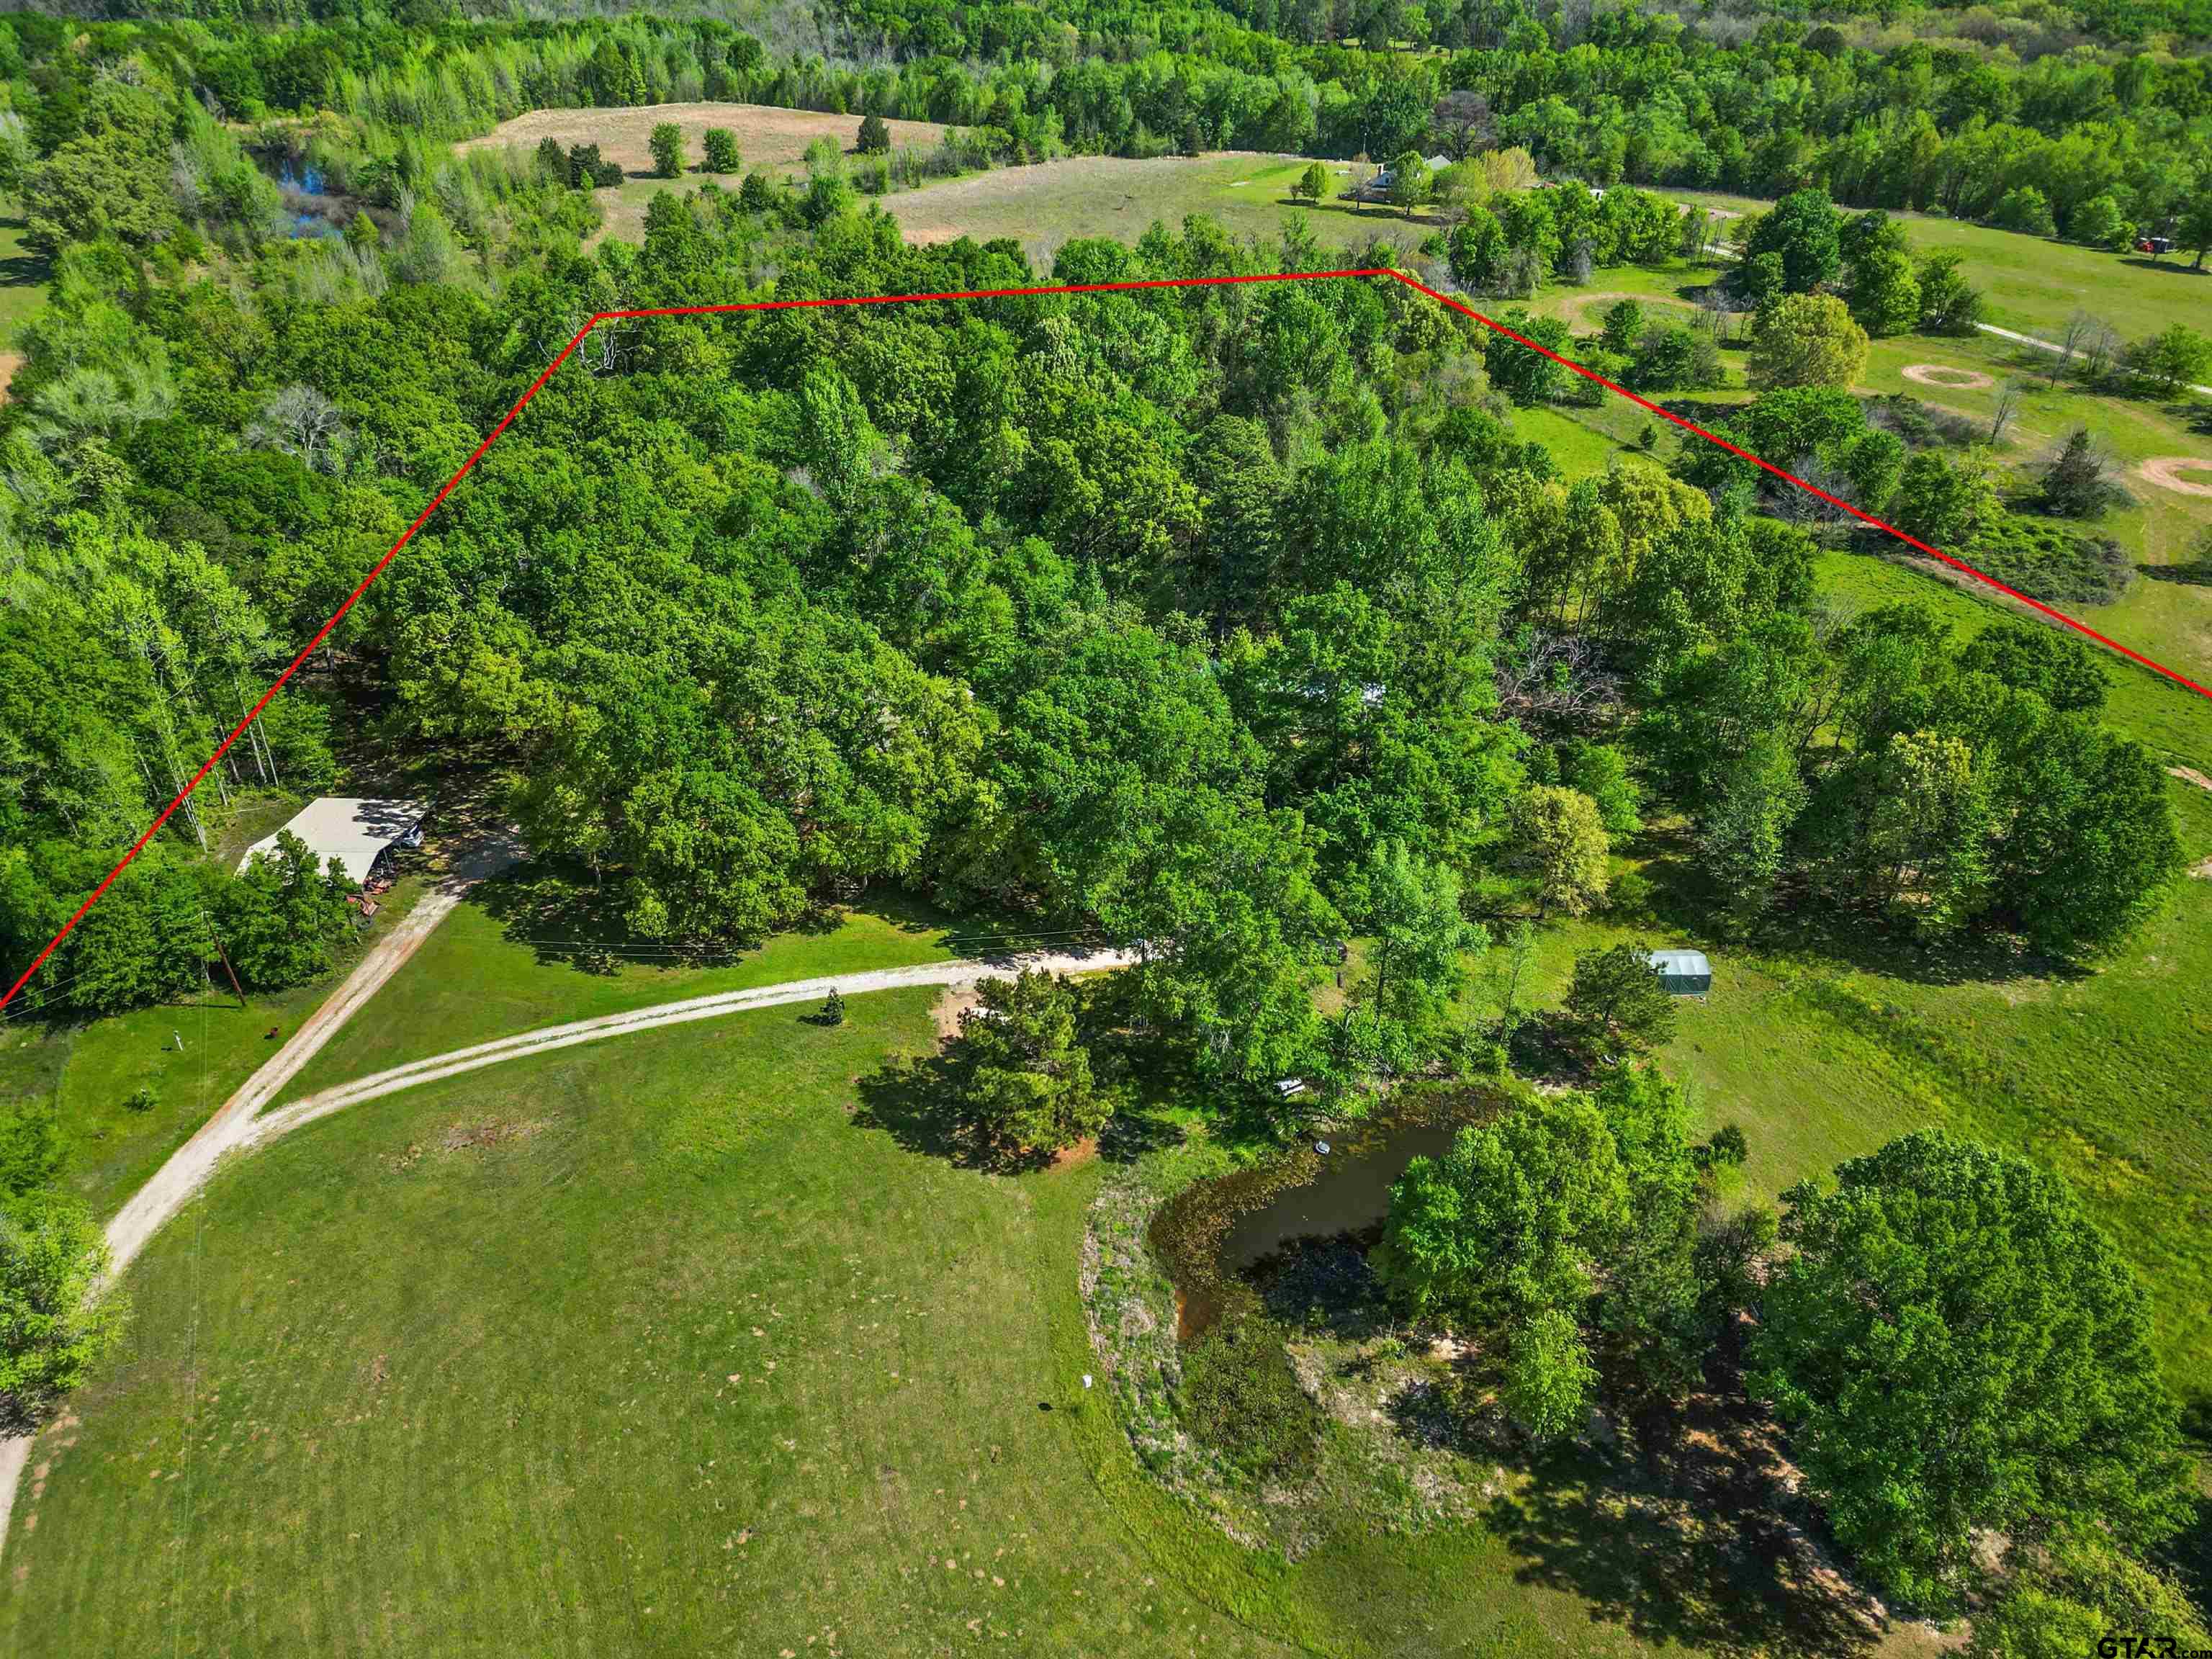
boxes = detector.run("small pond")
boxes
[1153,1085,1505,1341]
[1218,1119,1465,1272]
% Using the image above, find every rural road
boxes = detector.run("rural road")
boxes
[0,928,1132,1560]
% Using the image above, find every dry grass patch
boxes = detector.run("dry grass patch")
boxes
[458,102,944,177]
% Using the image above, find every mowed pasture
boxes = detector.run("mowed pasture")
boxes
[879,153,1422,259]
[1,988,1667,1659]
[13,837,2200,1654]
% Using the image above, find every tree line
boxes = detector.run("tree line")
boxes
[4,1,2208,264]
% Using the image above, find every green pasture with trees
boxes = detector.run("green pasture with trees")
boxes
[1,0,2210,1653]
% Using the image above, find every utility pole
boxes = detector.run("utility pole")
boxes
[211,936,248,1010]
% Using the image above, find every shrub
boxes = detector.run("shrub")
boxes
[1992,185,2056,238]
[0,1190,125,1431]
[1915,251,1983,335]
[1180,1314,1323,1483]
[1968,515,2131,606]
[1747,293,1869,391]
[2067,192,2130,251]
[701,128,740,174]
[647,123,684,179]
[2036,427,2127,518]
[124,1085,156,1114]
[1560,942,1676,1059]
[857,112,890,155]
[2125,324,2211,394]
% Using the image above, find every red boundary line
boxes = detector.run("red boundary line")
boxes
[5,266,2206,1013]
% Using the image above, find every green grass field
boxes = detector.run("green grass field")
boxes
[2,988,1697,1659]
[282,881,976,1101]
[878,154,1421,260]
[0,873,428,1222]
[1664,189,2211,344]
[9,169,2209,1658]
[1457,765,2212,1396]
[0,214,48,350]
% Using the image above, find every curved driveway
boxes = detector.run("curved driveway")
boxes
[0,901,1131,1562]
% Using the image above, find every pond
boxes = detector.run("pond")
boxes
[1151,1084,1505,1342]
[1218,1118,1466,1274]
[276,163,348,240]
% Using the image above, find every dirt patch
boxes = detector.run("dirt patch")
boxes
[2137,457,2212,498]
[1901,363,1995,392]
[1555,289,1699,328]
[0,352,21,404]
[932,982,981,1043]
[440,1118,548,1153]
[458,102,945,177]
[1051,1136,1099,1170]
[2190,858,2212,880]
[2168,765,2212,792]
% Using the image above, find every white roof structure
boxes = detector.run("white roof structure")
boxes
[238,797,427,884]
[1647,949,1711,976]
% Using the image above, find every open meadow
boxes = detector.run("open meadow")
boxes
[1664,188,2212,346]
[0,988,1734,1659]
[459,102,948,242]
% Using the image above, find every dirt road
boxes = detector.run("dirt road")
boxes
[0,932,1131,1560]
[246,947,1138,1149]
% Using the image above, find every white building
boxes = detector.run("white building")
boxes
[238,797,427,886]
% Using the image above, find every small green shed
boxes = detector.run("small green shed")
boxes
[1647,949,1712,997]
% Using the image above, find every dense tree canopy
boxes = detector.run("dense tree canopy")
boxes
[1748,1132,2191,1610]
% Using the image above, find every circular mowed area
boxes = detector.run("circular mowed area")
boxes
[1900,363,1996,392]
[2137,456,2212,497]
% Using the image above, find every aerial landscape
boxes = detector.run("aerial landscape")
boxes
[0,0,2208,1654]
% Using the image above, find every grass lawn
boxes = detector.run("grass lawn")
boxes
[0,873,428,1223]
[2,989,1694,1659]
[1459,757,2212,1395]
[1663,189,2212,343]
[0,215,48,338]
[280,882,984,1102]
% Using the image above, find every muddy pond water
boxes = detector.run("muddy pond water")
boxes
[1154,1087,1503,1342]
[1218,1120,1465,1272]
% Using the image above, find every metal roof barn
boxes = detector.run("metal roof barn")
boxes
[237,798,427,886]
[1647,949,1712,996]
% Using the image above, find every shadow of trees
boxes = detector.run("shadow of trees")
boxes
[474,866,752,972]
[850,1047,1071,1174]
[1616,820,2079,992]
[1485,1392,1889,1658]
[2142,560,2212,586]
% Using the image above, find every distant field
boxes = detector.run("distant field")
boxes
[460,101,945,178]
[878,153,1424,261]
[461,101,948,242]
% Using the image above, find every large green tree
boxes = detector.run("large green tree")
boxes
[1748,1133,2191,1609]
[1,1190,124,1431]
[950,971,1105,1159]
